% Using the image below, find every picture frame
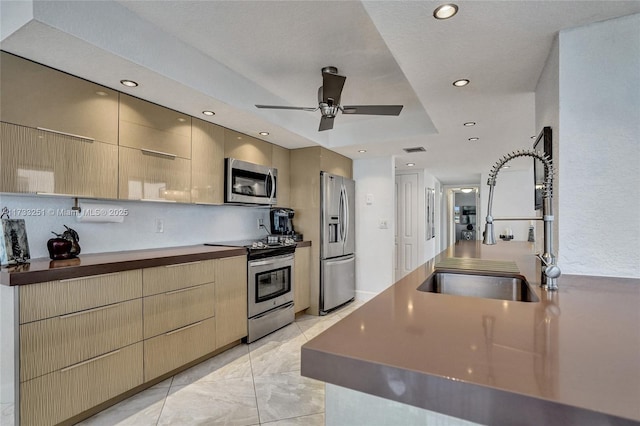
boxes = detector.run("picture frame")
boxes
[533,126,552,211]
[0,209,31,265]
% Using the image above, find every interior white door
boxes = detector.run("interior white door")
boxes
[395,173,419,280]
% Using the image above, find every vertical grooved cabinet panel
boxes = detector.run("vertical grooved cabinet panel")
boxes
[143,317,216,381]
[215,256,248,348]
[118,146,191,203]
[19,270,142,324]
[294,246,311,312]
[0,122,118,197]
[271,145,291,207]
[223,129,272,166]
[20,342,143,426]
[320,147,353,179]
[143,283,215,338]
[118,94,192,159]
[20,299,143,382]
[191,118,225,204]
[142,259,216,296]
[0,52,119,145]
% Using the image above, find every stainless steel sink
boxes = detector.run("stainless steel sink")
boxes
[417,271,539,302]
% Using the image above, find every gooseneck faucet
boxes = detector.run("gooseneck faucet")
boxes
[483,149,561,291]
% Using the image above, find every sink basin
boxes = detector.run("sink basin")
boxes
[417,271,539,302]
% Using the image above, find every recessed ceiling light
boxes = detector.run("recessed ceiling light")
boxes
[503,165,511,169]
[120,79,138,87]
[433,4,458,20]
[453,79,470,87]
[406,163,416,167]
[202,110,215,116]
[463,122,476,127]
[259,132,269,136]
[530,135,536,139]
[460,188,473,193]
[358,149,367,153]
[468,137,479,141]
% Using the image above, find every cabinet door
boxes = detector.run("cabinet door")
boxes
[20,299,142,382]
[144,317,216,381]
[119,94,192,159]
[0,123,118,198]
[119,146,191,202]
[191,118,225,204]
[294,246,311,312]
[320,147,353,179]
[21,342,143,426]
[215,256,247,348]
[143,283,215,338]
[271,145,291,207]
[0,52,119,145]
[224,129,272,166]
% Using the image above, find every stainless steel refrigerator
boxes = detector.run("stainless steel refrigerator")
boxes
[320,171,355,315]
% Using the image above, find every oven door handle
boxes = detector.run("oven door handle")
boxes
[249,253,295,266]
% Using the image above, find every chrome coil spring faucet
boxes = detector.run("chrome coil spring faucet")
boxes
[483,149,561,290]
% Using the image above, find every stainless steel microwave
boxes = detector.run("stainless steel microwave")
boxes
[225,158,277,205]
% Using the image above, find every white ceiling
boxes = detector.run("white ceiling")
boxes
[2,1,639,184]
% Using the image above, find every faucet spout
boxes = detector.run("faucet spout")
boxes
[483,149,560,291]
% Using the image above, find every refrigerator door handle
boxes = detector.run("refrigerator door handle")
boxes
[342,184,349,247]
[338,186,345,241]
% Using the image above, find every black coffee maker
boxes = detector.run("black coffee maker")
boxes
[270,208,297,237]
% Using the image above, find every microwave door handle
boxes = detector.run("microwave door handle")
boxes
[269,169,276,201]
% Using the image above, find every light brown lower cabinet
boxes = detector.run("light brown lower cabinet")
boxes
[20,342,143,426]
[143,317,217,381]
[214,256,248,349]
[294,246,311,313]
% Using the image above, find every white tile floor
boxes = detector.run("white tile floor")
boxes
[73,301,363,426]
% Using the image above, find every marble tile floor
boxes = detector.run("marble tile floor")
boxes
[72,300,365,426]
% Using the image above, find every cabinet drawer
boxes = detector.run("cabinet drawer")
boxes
[143,283,215,338]
[119,94,191,159]
[20,342,143,426]
[118,146,191,203]
[20,299,142,382]
[143,259,216,296]
[0,122,118,197]
[144,317,216,381]
[19,270,142,324]
[0,52,119,145]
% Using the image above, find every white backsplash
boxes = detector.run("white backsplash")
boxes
[0,194,270,259]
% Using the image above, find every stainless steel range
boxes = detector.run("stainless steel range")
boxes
[205,238,296,343]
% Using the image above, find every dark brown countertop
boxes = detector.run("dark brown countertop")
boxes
[301,241,640,425]
[0,245,247,286]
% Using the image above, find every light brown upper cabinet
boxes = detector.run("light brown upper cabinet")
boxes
[118,147,191,203]
[271,145,291,207]
[0,122,118,198]
[320,147,353,179]
[0,52,119,145]
[119,94,192,159]
[224,129,272,166]
[192,119,225,204]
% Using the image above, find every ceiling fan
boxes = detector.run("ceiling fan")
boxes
[255,66,403,131]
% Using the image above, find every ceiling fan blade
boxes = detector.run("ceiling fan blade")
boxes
[255,104,317,111]
[319,116,335,131]
[341,105,404,116]
[322,72,346,104]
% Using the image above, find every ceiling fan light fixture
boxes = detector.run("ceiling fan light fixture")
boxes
[433,4,458,20]
[453,79,470,87]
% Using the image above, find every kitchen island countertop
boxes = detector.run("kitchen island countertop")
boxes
[301,241,640,425]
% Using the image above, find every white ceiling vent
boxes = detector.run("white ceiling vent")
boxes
[403,147,426,153]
